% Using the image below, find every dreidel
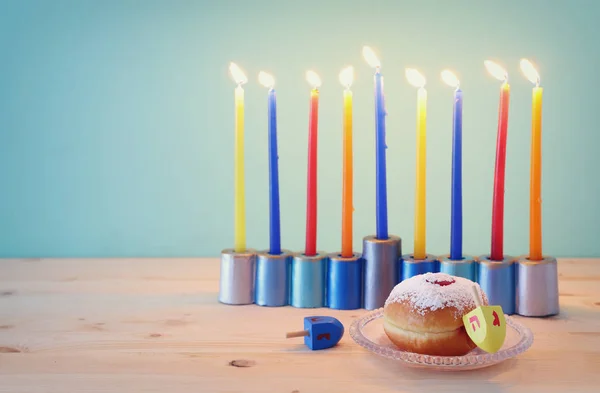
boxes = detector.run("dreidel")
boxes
[463,284,507,353]
[285,316,344,350]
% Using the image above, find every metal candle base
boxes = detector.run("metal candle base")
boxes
[515,255,559,317]
[290,252,328,308]
[255,250,292,307]
[326,252,363,310]
[400,254,439,281]
[476,255,516,315]
[362,235,401,310]
[219,248,257,305]
[439,254,477,281]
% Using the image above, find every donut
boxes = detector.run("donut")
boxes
[383,272,488,356]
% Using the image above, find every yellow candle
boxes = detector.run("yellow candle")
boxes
[406,69,427,260]
[339,66,354,258]
[230,63,247,252]
[520,59,543,261]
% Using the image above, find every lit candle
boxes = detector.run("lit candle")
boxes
[339,66,354,258]
[229,62,247,253]
[441,70,464,260]
[259,71,281,255]
[485,60,510,261]
[362,46,388,240]
[304,70,321,256]
[520,59,543,261]
[406,68,427,260]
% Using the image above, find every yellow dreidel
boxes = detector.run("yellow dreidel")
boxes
[463,284,507,353]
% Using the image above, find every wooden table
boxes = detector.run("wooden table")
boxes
[1,258,598,392]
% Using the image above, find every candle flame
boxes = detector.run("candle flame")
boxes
[339,66,354,88]
[520,59,540,86]
[484,60,508,82]
[441,70,460,88]
[362,46,381,68]
[306,70,321,88]
[258,71,275,88]
[229,62,247,85]
[405,68,426,88]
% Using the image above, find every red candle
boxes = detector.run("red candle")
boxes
[485,60,510,261]
[305,71,321,256]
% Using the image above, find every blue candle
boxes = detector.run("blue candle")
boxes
[442,70,463,260]
[450,88,463,260]
[375,69,388,240]
[268,88,281,255]
[260,71,281,255]
[363,46,388,240]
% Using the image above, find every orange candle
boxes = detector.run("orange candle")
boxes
[340,66,354,257]
[520,59,543,261]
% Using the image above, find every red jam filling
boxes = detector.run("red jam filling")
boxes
[426,277,456,286]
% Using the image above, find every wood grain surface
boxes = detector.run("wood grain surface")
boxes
[1,258,599,392]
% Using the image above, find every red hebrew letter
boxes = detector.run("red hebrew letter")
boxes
[317,333,330,341]
[493,311,500,327]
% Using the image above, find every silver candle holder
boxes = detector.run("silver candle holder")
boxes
[219,248,257,305]
[290,252,328,308]
[255,249,292,307]
[515,255,559,317]
[439,254,477,281]
[476,255,516,315]
[361,235,401,310]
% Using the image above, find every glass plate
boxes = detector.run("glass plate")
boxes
[349,308,534,371]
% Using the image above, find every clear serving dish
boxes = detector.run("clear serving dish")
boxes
[349,308,534,371]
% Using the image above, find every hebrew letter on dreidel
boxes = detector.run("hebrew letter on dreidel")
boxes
[493,310,500,326]
[469,315,481,331]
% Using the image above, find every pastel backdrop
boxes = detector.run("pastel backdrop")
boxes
[0,0,598,258]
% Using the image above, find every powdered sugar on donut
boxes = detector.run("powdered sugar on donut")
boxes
[385,272,487,317]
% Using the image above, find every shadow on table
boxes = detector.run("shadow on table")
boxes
[542,303,599,321]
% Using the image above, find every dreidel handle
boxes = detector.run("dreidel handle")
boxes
[286,330,309,338]
[471,285,482,307]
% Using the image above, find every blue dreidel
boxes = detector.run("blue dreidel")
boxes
[285,316,344,350]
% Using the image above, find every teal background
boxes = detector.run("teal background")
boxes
[0,0,597,258]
